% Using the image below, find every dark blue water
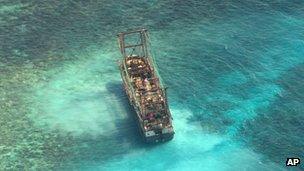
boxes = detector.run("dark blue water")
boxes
[1,1,303,170]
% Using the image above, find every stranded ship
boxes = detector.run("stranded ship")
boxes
[117,29,174,143]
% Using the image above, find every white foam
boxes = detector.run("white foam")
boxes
[31,49,128,136]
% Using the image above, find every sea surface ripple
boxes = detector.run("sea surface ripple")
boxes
[0,1,303,170]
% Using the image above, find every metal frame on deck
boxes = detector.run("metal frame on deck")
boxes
[117,29,149,58]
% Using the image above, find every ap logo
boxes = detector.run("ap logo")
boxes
[286,158,300,166]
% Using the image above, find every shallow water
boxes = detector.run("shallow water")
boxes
[1,1,303,170]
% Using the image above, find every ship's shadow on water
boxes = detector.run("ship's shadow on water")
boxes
[60,82,152,169]
[105,81,144,146]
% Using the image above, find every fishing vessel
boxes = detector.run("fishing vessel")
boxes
[117,29,174,143]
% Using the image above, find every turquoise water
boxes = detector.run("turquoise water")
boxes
[1,1,303,170]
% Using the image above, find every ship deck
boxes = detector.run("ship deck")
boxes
[124,56,171,132]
